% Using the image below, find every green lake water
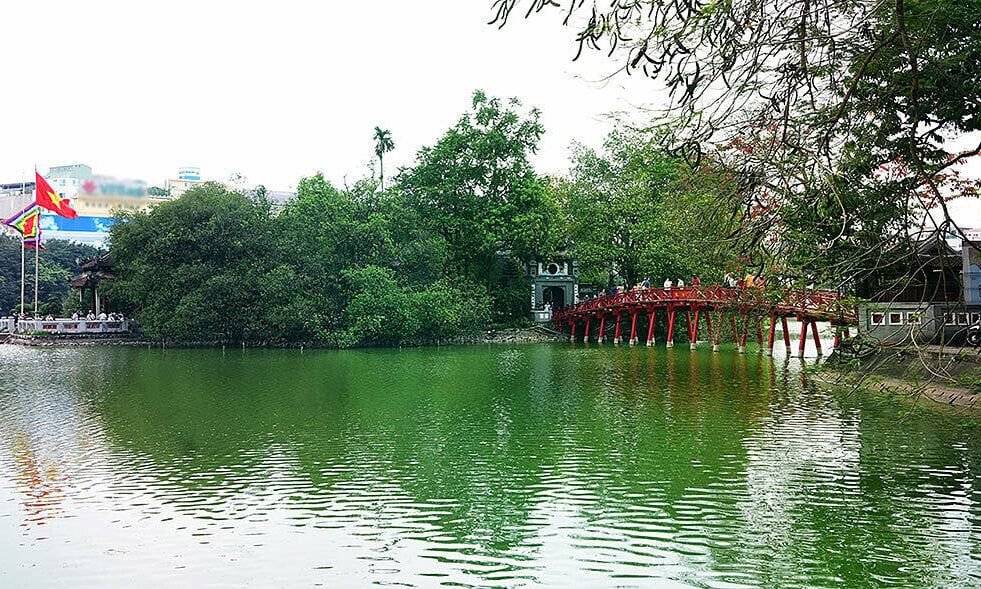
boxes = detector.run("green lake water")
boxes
[0,343,979,587]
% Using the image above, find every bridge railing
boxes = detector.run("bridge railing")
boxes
[553,285,856,325]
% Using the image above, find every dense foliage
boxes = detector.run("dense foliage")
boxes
[92,93,740,346]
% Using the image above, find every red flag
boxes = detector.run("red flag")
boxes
[35,171,78,218]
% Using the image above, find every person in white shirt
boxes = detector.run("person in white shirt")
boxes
[663,278,672,290]
[677,279,685,288]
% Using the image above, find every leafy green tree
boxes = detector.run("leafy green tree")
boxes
[559,130,735,287]
[373,126,395,191]
[106,182,273,341]
[398,90,561,289]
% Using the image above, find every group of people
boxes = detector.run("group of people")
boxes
[70,311,125,321]
[723,272,766,289]
[581,276,704,304]
[577,271,776,305]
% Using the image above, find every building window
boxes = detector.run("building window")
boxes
[870,312,885,326]
[971,312,981,325]
[887,312,904,325]
[956,312,969,325]
[943,313,956,325]
[905,312,921,324]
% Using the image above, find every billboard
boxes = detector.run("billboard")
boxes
[39,214,116,246]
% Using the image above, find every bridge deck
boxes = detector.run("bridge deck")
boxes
[552,285,857,355]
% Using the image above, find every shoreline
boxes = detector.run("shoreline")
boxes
[820,346,981,413]
[1,326,566,349]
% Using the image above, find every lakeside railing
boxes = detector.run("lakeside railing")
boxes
[3,317,132,335]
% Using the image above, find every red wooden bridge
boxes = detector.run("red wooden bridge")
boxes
[552,285,858,356]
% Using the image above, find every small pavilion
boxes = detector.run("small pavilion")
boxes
[68,253,116,315]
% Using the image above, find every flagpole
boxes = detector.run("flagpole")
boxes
[34,240,39,316]
[20,238,25,317]
[31,165,38,317]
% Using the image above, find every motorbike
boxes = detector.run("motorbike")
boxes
[969,317,981,347]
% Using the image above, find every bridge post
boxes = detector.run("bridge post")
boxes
[798,318,808,357]
[756,320,764,351]
[629,311,639,345]
[614,314,622,345]
[767,315,776,356]
[584,316,591,342]
[781,317,791,352]
[570,321,576,342]
[739,320,748,354]
[833,326,840,349]
[709,311,719,351]
[691,308,700,350]
[811,320,823,356]
[666,307,676,348]
[647,309,656,346]
[685,310,694,349]
[597,315,606,344]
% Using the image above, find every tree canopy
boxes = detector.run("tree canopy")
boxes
[491,0,981,289]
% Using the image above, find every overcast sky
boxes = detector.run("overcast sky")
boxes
[0,0,649,191]
[1,1,977,225]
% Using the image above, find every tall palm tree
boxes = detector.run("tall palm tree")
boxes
[373,126,395,191]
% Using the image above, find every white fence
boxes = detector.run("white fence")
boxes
[2,317,131,334]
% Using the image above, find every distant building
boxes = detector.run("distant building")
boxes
[858,232,981,344]
[166,166,206,199]
[47,164,93,200]
[39,174,155,245]
[0,182,34,219]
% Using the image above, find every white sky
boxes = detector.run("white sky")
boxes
[0,0,649,192]
[1,0,977,225]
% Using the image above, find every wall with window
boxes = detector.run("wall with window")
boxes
[862,303,980,345]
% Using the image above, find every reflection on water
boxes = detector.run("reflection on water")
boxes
[0,344,979,587]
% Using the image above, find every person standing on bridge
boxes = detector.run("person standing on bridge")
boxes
[692,275,701,287]
[642,278,650,288]
[677,278,684,288]
[663,278,672,291]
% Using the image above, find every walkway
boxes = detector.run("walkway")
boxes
[552,285,858,355]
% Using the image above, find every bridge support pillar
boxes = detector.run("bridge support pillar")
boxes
[781,317,791,352]
[833,326,840,349]
[690,308,700,350]
[766,315,776,356]
[666,308,675,348]
[629,312,639,345]
[707,311,718,351]
[614,314,622,345]
[738,314,747,354]
[811,320,823,356]
[646,310,656,346]
[570,321,576,342]
[798,319,809,357]
[584,317,591,342]
[597,315,606,344]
